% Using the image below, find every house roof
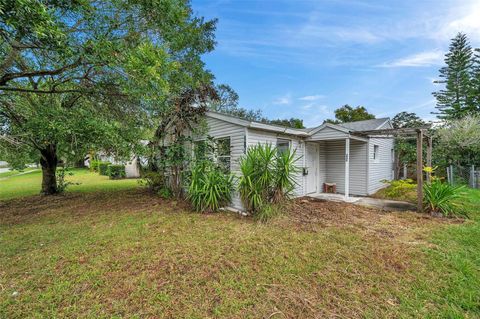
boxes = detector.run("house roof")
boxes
[205,111,391,138]
[337,118,390,131]
[206,111,310,136]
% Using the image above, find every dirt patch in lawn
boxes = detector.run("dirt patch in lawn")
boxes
[275,197,460,243]
[0,189,191,225]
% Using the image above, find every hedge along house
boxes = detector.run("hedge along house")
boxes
[192,111,395,211]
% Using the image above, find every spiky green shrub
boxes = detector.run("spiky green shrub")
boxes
[187,161,234,212]
[238,144,275,212]
[238,144,299,215]
[423,180,465,217]
[272,148,299,203]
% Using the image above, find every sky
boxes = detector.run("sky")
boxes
[191,0,480,127]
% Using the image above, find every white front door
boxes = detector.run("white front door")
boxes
[305,143,319,194]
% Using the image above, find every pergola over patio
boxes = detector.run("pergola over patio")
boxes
[354,126,432,213]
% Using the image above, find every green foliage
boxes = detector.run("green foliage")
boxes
[325,104,375,124]
[140,171,171,198]
[89,160,101,172]
[238,144,299,214]
[98,162,111,176]
[435,115,480,166]
[392,112,426,129]
[187,161,234,212]
[423,180,465,217]
[1,0,217,195]
[107,165,126,180]
[158,187,173,199]
[56,168,78,194]
[265,118,305,129]
[272,148,299,202]
[433,33,479,120]
[381,179,417,202]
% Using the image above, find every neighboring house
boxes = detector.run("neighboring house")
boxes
[192,111,395,211]
[85,154,141,178]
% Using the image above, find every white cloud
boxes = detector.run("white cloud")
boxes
[379,50,444,68]
[437,0,480,40]
[299,95,324,101]
[273,94,291,105]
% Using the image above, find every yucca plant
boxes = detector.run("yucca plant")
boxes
[272,148,299,203]
[187,161,234,212]
[238,144,276,212]
[423,180,465,217]
[239,144,299,214]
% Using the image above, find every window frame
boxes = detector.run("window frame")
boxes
[373,144,380,162]
[215,136,231,173]
[276,138,291,154]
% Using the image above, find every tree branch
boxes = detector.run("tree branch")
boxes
[0,58,83,85]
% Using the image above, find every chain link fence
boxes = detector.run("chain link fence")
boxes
[446,165,480,188]
[395,163,480,189]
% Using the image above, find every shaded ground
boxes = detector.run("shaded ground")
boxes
[2,189,478,318]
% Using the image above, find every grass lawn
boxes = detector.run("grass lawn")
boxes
[0,168,139,200]
[1,173,479,318]
[0,167,36,179]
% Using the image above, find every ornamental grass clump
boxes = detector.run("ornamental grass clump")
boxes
[238,144,299,219]
[187,161,234,213]
[423,180,465,217]
[423,166,466,217]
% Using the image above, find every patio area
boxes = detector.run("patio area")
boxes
[308,193,416,212]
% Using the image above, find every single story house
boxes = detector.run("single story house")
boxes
[193,111,394,211]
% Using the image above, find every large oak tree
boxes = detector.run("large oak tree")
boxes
[0,0,216,194]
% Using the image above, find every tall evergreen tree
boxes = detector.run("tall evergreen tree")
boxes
[471,48,480,110]
[433,33,476,119]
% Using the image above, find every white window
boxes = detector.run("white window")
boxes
[277,138,290,154]
[216,137,231,173]
[373,145,380,162]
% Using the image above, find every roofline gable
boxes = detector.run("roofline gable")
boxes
[375,118,392,129]
[308,122,350,135]
[205,111,310,136]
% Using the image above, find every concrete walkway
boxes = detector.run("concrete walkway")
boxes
[354,197,416,212]
[0,169,39,181]
[309,193,416,212]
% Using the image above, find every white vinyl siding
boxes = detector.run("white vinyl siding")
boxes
[349,140,368,196]
[247,129,304,197]
[318,141,327,191]
[367,137,394,194]
[310,126,349,141]
[325,140,346,193]
[323,140,368,196]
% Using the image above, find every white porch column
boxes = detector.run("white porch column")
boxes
[344,137,350,199]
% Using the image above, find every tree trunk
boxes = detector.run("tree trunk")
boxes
[40,144,58,195]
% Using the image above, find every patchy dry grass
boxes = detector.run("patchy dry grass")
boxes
[2,189,479,318]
